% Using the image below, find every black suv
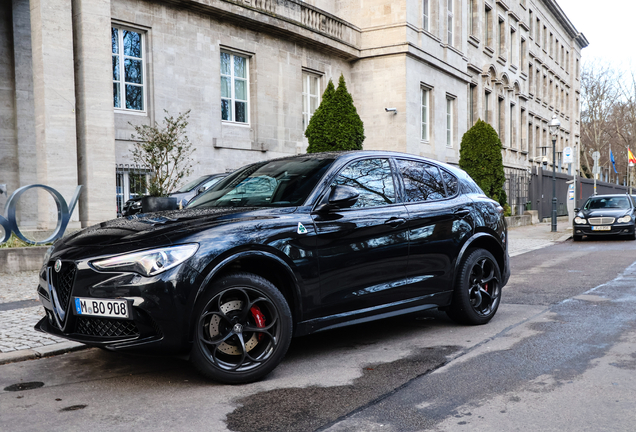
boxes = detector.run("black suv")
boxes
[36,151,509,384]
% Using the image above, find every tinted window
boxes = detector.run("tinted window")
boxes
[585,196,631,210]
[396,159,446,202]
[441,169,459,196]
[188,157,334,208]
[332,159,395,208]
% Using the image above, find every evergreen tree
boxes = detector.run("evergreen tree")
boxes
[459,119,508,210]
[305,74,365,153]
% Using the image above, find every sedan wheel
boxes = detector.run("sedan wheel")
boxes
[447,248,501,325]
[190,272,292,384]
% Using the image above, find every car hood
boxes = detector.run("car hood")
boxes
[59,207,294,249]
[580,208,631,218]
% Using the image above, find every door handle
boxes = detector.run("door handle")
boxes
[384,217,406,227]
[453,208,470,218]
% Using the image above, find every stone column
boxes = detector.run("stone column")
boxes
[30,0,81,230]
[12,0,38,228]
[0,2,18,211]
[72,0,116,226]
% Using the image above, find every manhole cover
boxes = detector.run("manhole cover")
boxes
[4,382,45,392]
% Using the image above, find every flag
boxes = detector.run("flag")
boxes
[610,149,618,173]
[630,148,636,167]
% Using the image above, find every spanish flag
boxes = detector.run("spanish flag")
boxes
[630,148,636,166]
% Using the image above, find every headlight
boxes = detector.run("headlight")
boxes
[91,244,199,276]
[617,215,632,223]
[574,217,586,224]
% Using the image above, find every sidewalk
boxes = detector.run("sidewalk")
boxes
[0,221,572,365]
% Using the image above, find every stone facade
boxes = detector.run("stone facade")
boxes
[0,0,586,230]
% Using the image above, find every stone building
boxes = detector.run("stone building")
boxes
[0,0,586,231]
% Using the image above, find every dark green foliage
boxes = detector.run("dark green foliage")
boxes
[305,74,365,153]
[459,119,508,207]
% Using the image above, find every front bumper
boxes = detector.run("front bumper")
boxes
[573,224,635,237]
[35,259,201,353]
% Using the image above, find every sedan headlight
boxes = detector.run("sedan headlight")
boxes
[91,244,199,276]
[617,215,632,224]
[574,217,586,224]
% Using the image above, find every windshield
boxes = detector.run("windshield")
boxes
[585,196,631,210]
[175,175,212,193]
[187,157,335,208]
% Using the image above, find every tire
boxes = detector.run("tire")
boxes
[573,235,582,242]
[446,248,502,325]
[190,272,292,384]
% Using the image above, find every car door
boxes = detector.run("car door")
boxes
[395,158,474,296]
[311,158,410,314]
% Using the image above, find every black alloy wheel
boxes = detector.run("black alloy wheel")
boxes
[190,272,292,384]
[447,248,502,325]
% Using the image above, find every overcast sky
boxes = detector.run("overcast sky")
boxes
[556,0,635,70]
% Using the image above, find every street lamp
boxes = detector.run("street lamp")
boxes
[548,114,561,232]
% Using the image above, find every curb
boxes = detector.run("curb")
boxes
[0,341,88,366]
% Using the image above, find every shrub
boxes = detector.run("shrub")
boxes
[130,110,196,197]
[305,74,365,153]
[459,119,508,208]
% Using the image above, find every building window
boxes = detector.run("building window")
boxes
[498,97,504,141]
[423,0,429,31]
[469,84,476,126]
[112,26,144,111]
[510,27,516,65]
[529,10,533,37]
[498,18,505,58]
[484,90,490,123]
[447,0,454,45]
[520,38,526,72]
[446,97,453,147]
[485,6,492,47]
[469,0,476,36]
[221,52,249,123]
[510,103,516,148]
[421,88,430,141]
[302,73,320,130]
[115,166,149,216]
[536,18,541,46]
[529,65,534,94]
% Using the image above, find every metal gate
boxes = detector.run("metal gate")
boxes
[504,168,530,216]
[115,164,149,216]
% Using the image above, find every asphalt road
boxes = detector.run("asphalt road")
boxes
[1,238,636,431]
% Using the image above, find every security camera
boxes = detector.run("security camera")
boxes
[542,156,548,166]
[385,107,397,114]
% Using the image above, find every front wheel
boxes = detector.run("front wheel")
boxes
[190,272,292,384]
[446,248,502,325]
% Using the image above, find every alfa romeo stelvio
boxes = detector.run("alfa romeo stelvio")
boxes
[36,151,509,383]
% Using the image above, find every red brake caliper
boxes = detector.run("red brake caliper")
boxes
[484,283,489,292]
[250,306,266,341]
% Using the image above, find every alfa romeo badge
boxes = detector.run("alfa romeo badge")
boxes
[54,259,62,273]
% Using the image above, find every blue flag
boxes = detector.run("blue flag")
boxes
[610,149,618,173]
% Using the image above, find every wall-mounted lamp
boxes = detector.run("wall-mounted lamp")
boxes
[385,107,397,114]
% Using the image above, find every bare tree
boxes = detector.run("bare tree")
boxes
[580,60,621,178]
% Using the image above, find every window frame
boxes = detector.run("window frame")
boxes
[446,96,454,148]
[221,51,250,124]
[112,25,146,113]
[423,0,430,32]
[421,87,430,142]
[302,72,321,131]
[447,0,454,46]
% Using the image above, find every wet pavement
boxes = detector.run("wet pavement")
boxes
[0,221,571,363]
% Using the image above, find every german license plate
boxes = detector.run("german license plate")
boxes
[74,297,129,319]
[591,226,611,231]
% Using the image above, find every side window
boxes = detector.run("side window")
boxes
[396,159,446,202]
[332,159,395,208]
[441,169,459,196]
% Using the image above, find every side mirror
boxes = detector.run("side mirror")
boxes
[315,185,359,212]
[574,208,580,213]
[197,186,206,195]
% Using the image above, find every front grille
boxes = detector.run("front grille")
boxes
[588,217,615,225]
[51,263,77,311]
[75,317,139,338]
